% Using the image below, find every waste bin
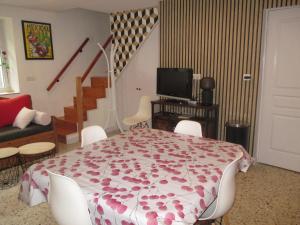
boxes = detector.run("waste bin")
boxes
[225,121,250,152]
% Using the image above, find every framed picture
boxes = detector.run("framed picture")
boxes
[21,20,54,60]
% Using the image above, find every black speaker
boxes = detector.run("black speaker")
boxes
[200,77,215,90]
[202,90,213,106]
[200,77,215,105]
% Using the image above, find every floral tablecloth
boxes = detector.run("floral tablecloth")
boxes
[19,128,252,225]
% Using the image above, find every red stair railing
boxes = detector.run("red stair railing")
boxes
[47,37,90,91]
[81,35,113,83]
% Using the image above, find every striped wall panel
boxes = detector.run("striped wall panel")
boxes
[159,0,300,155]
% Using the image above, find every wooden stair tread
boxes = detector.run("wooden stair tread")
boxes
[56,127,77,135]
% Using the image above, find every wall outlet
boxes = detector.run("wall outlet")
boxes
[243,74,251,81]
[193,74,201,80]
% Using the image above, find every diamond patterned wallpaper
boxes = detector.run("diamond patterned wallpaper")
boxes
[110,7,159,75]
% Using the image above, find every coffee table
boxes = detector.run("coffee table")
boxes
[0,147,20,189]
[19,142,56,171]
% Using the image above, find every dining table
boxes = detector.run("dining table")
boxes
[19,128,252,225]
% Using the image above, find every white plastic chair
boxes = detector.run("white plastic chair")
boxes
[47,170,92,225]
[122,95,151,129]
[174,120,203,137]
[81,125,107,147]
[198,156,241,225]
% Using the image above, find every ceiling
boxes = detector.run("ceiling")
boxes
[0,0,161,13]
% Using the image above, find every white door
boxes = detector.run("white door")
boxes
[256,7,300,172]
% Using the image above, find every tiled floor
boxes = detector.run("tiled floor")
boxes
[0,142,299,225]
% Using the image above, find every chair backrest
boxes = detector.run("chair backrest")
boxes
[174,120,203,137]
[135,95,151,119]
[81,125,107,147]
[47,170,92,225]
[199,155,241,220]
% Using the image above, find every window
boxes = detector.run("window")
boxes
[0,50,11,92]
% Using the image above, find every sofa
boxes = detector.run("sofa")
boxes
[0,95,57,148]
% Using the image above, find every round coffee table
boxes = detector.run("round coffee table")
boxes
[19,142,56,171]
[0,147,20,189]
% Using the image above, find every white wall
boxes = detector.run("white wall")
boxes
[0,5,110,116]
[116,25,159,128]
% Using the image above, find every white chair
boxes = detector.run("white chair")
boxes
[81,125,107,147]
[174,120,203,137]
[198,156,241,225]
[47,170,92,225]
[122,95,151,129]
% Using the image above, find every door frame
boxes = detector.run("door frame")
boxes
[254,6,300,161]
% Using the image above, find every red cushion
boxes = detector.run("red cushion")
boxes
[0,95,32,128]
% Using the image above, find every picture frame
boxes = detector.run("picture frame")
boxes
[21,20,54,60]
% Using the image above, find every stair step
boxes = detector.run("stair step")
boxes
[64,106,87,122]
[73,97,97,110]
[56,127,77,144]
[57,76,108,144]
[83,87,106,98]
[55,116,77,131]
[91,76,108,88]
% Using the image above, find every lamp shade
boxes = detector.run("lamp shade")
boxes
[200,77,215,90]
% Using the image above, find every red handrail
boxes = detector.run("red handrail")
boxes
[47,37,90,91]
[81,35,113,83]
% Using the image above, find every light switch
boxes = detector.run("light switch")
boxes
[193,74,201,80]
[243,74,251,81]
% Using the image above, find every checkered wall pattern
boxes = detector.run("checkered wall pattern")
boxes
[110,7,159,75]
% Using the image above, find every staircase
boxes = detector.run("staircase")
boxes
[55,76,108,143]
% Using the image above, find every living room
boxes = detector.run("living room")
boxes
[0,0,299,225]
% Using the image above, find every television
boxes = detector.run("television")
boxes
[157,68,193,101]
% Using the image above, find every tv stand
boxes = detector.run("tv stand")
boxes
[151,100,219,139]
[165,99,187,104]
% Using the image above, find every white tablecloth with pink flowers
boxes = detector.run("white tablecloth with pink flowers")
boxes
[19,128,252,225]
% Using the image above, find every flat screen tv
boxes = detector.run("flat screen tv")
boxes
[157,68,193,100]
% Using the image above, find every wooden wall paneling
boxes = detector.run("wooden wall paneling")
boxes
[212,0,218,104]
[188,0,192,68]
[226,0,233,135]
[217,0,224,138]
[250,0,264,152]
[168,0,171,67]
[174,0,178,67]
[170,0,173,67]
[219,0,228,139]
[192,0,197,73]
[245,0,255,124]
[234,0,242,121]
[200,0,204,74]
[239,0,250,124]
[236,0,245,125]
[159,0,300,154]
[164,1,167,66]
[160,1,164,66]
[207,0,213,76]
[231,0,238,121]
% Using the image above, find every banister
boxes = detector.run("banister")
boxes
[76,77,83,140]
[47,37,90,91]
[81,35,113,83]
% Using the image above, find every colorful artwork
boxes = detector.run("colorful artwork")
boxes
[21,20,54,60]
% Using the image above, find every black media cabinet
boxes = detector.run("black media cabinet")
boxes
[151,100,219,139]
